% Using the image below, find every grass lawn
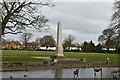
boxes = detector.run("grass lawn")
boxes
[1,50,119,62]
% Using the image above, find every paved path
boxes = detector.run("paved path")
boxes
[32,57,51,60]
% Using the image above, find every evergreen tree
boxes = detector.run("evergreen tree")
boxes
[95,43,103,53]
[82,41,89,52]
[89,40,95,52]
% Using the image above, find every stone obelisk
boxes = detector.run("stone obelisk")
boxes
[56,21,64,57]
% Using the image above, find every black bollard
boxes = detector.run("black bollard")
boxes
[10,76,13,79]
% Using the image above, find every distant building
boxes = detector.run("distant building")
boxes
[22,42,40,50]
[102,46,116,51]
[65,47,82,51]
[40,47,56,50]
[65,44,82,51]
[2,41,21,49]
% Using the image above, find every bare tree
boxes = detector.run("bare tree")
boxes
[98,28,115,44]
[35,37,41,43]
[40,35,55,50]
[99,0,120,53]
[111,0,120,52]
[20,32,33,49]
[111,29,120,52]
[111,0,120,30]
[1,0,54,35]
[63,35,76,50]
[98,28,115,51]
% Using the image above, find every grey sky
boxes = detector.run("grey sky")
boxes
[4,2,114,45]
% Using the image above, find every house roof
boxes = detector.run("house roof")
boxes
[6,41,21,45]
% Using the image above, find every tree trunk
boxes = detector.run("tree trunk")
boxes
[0,22,2,49]
[25,41,28,50]
[0,35,2,49]
[107,48,109,52]
[2,11,13,35]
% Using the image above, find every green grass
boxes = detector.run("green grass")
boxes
[1,50,54,62]
[1,50,119,62]
[65,52,119,61]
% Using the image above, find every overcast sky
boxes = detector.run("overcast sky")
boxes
[4,2,114,45]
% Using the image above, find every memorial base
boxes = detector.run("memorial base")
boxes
[55,53,64,58]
